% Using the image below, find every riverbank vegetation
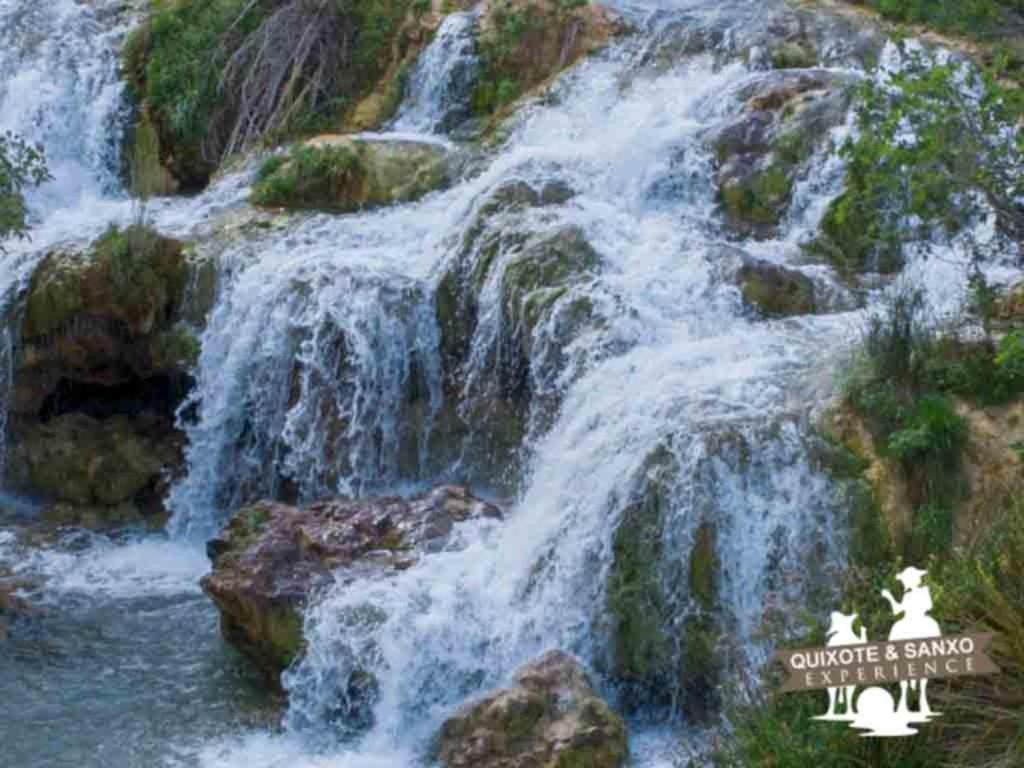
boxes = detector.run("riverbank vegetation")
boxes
[716,286,1024,766]
[717,5,1024,756]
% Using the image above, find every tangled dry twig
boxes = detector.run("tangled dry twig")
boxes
[208,0,362,163]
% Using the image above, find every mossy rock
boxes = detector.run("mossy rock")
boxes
[689,522,718,612]
[712,70,854,238]
[6,413,181,510]
[771,41,817,70]
[807,191,904,276]
[127,110,178,197]
[736,257,817,318]
[471,0,622,121]
[24,226,188,338]
[435,650,627,768]
[251,137,451,212]
[720,164,794,230]
[606,447,677,706]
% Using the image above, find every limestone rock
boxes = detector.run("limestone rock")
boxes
[201,485,502,685]
[251,136,453,213]
[435,650,627,768]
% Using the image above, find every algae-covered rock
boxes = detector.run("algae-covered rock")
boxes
[7,413,181,511]
[7,225,212,526]
[433,206,602,488]
[434,650,627,768]
[202,485,501,686]
[606,448,677,705]
[251,136,452,212]
[431,179,600,486]
[710,69,854,238]
[736,256,817,318]
[126,109,179,197]
[604,442,730,720]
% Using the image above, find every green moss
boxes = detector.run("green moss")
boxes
[24,225,187,338]
[606,449,676,706]
[688,522,718,613]
[471,3,538,115]
[680,613,721,719]
[128,112,177,197]
[265,605,304,668]
[721,164,794,228]
[251,144,368,211]
[152,325,201,370]
[771,41,817,70]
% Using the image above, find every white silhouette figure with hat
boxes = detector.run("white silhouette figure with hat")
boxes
[848,566,942,737]
[881,566,942,721]
[814,611,866,721]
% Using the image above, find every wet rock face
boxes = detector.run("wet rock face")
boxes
[432,180,606,487]
[201,485,501,685]
[710,69,855,238]
[251,136,453,213]
[434,650,627,768]
[708,245,858,318]
[6,225,212,527]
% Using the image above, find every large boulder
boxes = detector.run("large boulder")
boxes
[434,650,627,768]
[6,225,213,527]
[250,136,453,213]
[709,69,855,238]
[201,485,501,685]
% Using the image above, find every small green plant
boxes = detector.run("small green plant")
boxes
[0,131,50,250]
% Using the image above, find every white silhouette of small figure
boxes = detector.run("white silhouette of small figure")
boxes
[881,566,942,722]
[814,611,866,721]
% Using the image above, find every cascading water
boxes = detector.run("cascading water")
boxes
[170,10,869,763]
[3,0,1021,767]
[391,10,480,135]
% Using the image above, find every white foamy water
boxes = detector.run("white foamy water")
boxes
[4,533,208,600]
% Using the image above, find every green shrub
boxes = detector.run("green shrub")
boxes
[471,2,542,115]
[863,0,1024,45]
[887,395,966,465]
[929,497,1024,766]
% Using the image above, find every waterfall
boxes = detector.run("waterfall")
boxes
[0,0,131,220]
[177,24,863,763]
[4,0,1020,766]
[391,11,480,135]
